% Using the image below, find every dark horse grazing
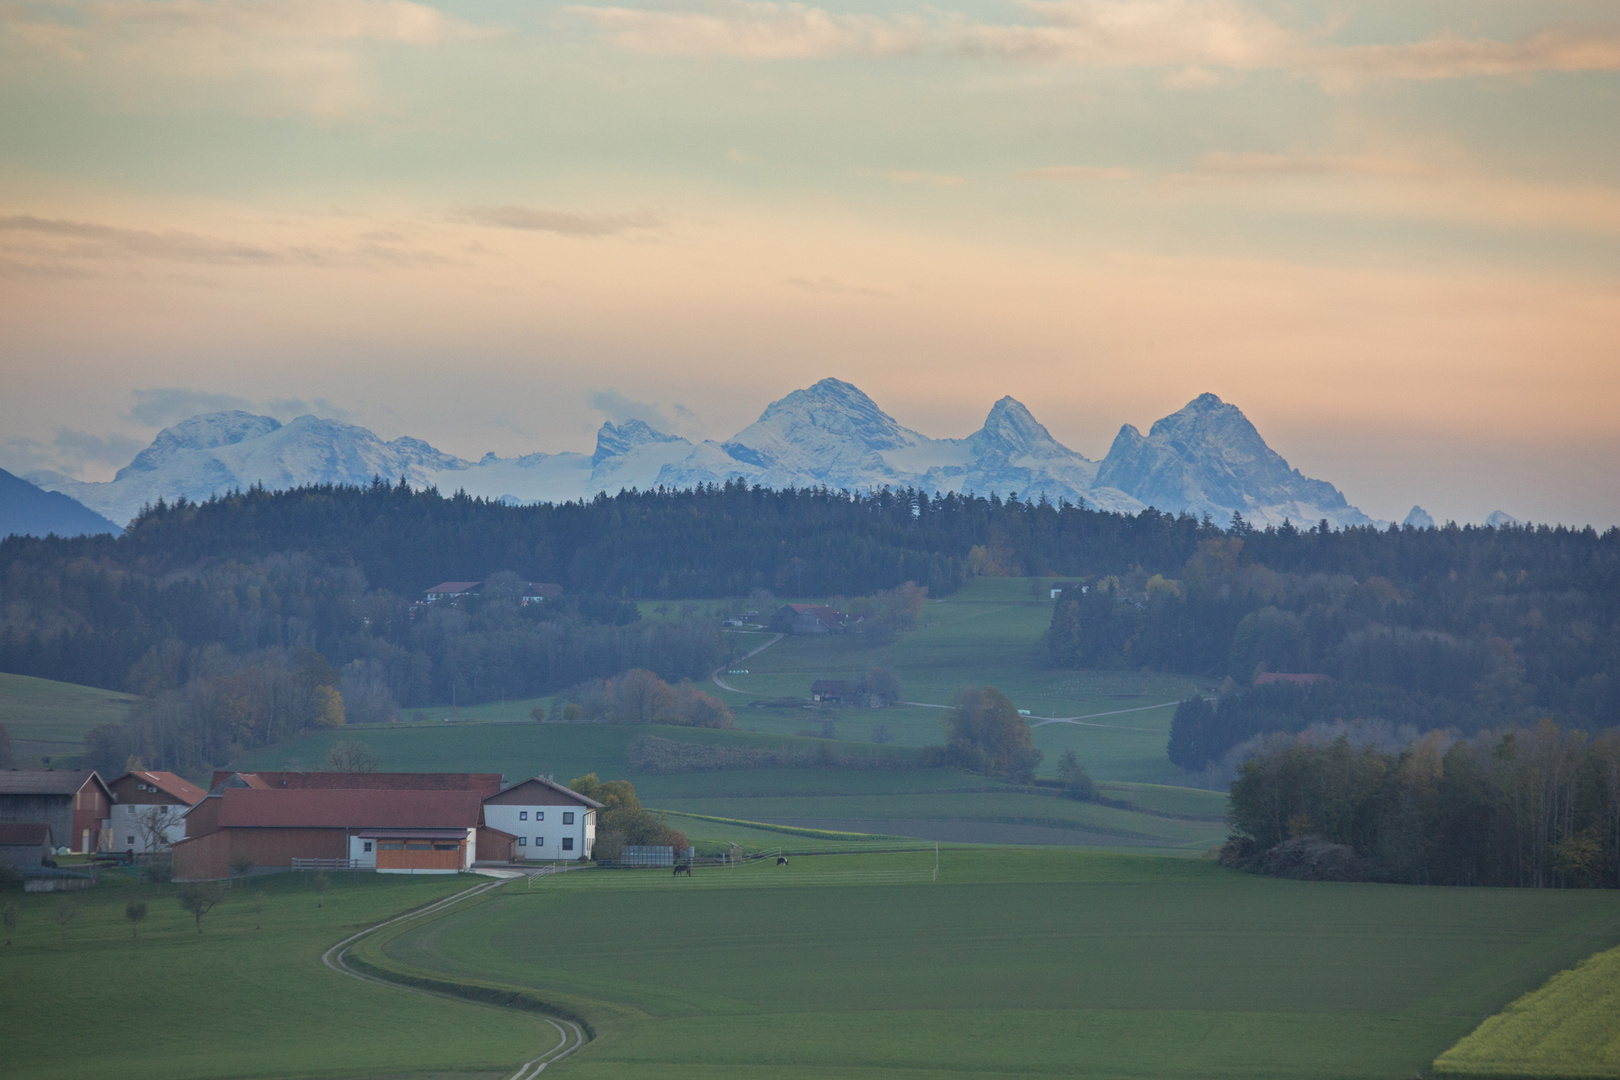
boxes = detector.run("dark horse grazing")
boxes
[776,855,789,866]
[673,863,692,877]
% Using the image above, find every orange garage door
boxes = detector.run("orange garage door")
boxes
[375,839,462,870]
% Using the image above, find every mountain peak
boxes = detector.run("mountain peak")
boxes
[592,418,684,465]
[971,397,1073,459]
[118,410,282,479]
[749,378,921,453]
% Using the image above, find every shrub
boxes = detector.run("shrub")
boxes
[228,855,256,877]
[141,860,174,885]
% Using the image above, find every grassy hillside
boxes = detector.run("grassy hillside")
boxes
[1434,940,1620,1078]
[0,671,135,766]
[0,871,546,1080]
[366,849,1620,1080]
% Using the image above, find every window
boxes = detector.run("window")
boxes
[126,836,135,846]
[518,837,527,846]
[536,811,544,821]
[563,812,574,825]
[379,842,404,850]
[362,841,373,853]
[562,837,574,851]
[433,843,459,850]
[519,811,528,821]
[405,843,431,851]
[535,837,544,847]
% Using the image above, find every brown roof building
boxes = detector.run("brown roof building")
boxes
[175,787,488,880]
[0,822,53,869]
[208,771,503,797]
[0,769,113,854]
[108,770,208,855]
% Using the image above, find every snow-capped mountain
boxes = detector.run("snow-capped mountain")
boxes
[1403,506,1436,529]
[31,380,1376,529]
[1093,393,1374,528]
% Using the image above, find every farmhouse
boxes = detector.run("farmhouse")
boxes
[0,822,53,868]
[107,770,206,854]
[422,580,563,606]
[173,787,488,879]
[423,580,482,603]
[811,679,856,704]
[480,776,602,861]
[774,604,849,635]
[0,769,114,854]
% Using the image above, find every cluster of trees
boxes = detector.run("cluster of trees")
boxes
[566,774,688,861]
[1051,530,1620,760]
[1224,721,1620,888]
[565,668,734,727]
[941,685,1042,782]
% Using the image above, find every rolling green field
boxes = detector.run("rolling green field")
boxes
[1435,940,1620,1078]
[363,849,1620,1080]
[0,871,547,1080]
[0,671,135,765]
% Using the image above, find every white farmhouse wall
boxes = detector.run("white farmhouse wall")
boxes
[347,834,378,868]
[109,804,187,853]
[482,803,593,861]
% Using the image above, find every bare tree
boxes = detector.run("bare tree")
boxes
[134,805,177,855]
[311,872,329,908]
[325,740,380,773]
[177,882,224,933]
[2,902,17,945]
[125,900,148,940]
[52,895,79,944]
[252,891,265,931]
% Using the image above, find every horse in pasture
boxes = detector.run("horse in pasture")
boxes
[673,863,692,877]
[777,855,789,866]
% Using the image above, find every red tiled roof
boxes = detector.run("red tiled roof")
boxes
[215,788,483,829]
[211,771,502,797]
[487,776,605,809]
[125,770,207,805]
[0,822,51,845]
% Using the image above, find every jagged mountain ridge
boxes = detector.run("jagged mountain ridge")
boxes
[30,380,1375,528]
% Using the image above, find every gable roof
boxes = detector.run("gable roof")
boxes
[486,776,604,809]
[425,581,482,595]
[0,769,110,799]
[114,770,207,805]
[215,788,484,829]
[0,822,51,845]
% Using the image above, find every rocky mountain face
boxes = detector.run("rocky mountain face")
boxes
[0,467,121,538]
[32,380,1378,529]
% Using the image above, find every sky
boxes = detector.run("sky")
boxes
[0,0,1617,527]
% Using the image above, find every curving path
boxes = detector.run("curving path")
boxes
[1026,701,1184,731]
[712,632,784,693]
[322,877,586,1079]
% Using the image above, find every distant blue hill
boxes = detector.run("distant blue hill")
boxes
[0,467,122,538]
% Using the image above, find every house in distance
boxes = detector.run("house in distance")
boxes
[107,770,207,854]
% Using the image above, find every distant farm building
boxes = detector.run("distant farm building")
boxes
[172,770,598,878]
[107,770,206,854]
[775,604,849,635]
[0,770,114,854]
[480,777,603,861]
[811,679,856,704]
[423,580,562,605]
[0,822,53,868]
[174,787,487,879]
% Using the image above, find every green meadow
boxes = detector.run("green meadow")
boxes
[0,671,135,766]
[362,849,1620,1080]
[0,871,546,1080]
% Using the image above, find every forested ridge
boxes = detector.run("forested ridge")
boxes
[2,479,1617,781]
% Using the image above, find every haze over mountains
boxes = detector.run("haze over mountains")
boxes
[23,379,1396,533]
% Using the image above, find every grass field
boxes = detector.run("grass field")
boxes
[0,871,547,1080]
[364,849,1620,1080]
[1434,940,1620,1078]
[0,671,135,765]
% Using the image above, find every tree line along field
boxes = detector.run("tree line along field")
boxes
[0,871,545,1080]
[360,849,1620,1080]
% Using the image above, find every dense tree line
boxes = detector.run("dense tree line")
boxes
[1222,721,1620,888]
[1051,529,1620,767]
